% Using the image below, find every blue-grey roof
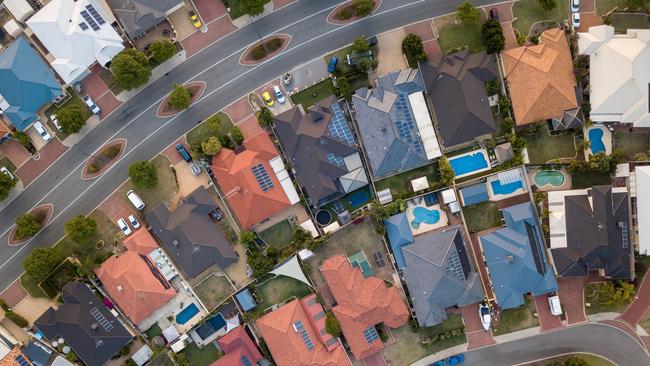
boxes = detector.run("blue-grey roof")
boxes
[352,69,431,180]
[480,202,558,310]
[23,342,53,366]
[235,288,257,312]
[384,212,414,270]
[460,183,489,206]
[401,225,484,327]
[0,37,61,132]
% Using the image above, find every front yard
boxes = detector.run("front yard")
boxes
[43,87,92,141]
[193,272,235,311]
[463,201,502,234]
[186,112,234,159]
[512,0,569,36]
[290,78,336,110]
[116,154,179,213]
[254,275,312,310]
[258,219,293,248]
[522,127,576,164]
[492,295,540,335]
[584,282,631,315]
[374,162,440,199]
[435,13,486,54]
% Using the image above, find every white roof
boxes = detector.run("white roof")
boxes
[410,176,429,192]
[579,25,650,126]
[299,219,319,238]
[162,325,181,342]
[26,0,125,84]
[616,163,630,178]
[269,156,300,204]
[323,221,341,234]
[377,188,393,204]
[408,92,442,159]
[269,255,313,288]
[298,248,314,260]
[131,345,153,366]
[51,356,74,366]
[635,166,650,255]
[547,189,591,248]
[441,188,457,204]
[3,0,34,21]
[3,19,21,37]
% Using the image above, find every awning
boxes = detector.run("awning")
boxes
[410,176,429,192]
[269,255,313,288]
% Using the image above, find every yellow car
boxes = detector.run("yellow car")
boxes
[262,91,274,107]
[189,10,202,29]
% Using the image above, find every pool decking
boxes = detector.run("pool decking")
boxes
[405,197,449,236]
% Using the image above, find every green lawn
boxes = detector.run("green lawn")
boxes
[436,14,486,54]
[463,201,502,234]
[193,273,235,311]
[512,0,570,36]
[150,353,174,366]
[144,323,163,339]
[255,275,312,310]
[492,296,540,335]
[522,128,576,164]
[611,13,650,33]
[374,163,440,199]
[183,343,222,366]
[226,0,271,19]
[0,157,16,174]
[290,79,336,110]
[186,112,234,158]
[570,172,612,189]
[116,154,179,213]
[597,0,650,14]
[615,131,650,161]
[258,220,293,248]
[43,87,92,141]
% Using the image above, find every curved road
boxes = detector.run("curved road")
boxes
[0,0,499,290]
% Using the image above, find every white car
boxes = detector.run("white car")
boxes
[571,0,580,13]
[128,214,141,229]
[33,121,52,143]
[0,167,13,181]
[83,95,101,115]
[572,13,581,28]
[117,218,132,236]
[273,85,286,104]
[50,114,62,131]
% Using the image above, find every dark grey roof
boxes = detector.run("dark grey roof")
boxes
[108,0,183,38]
[273,96,367,207]
[146,187,238,278]
[552,186,632,279]
[420,51,497,147]
[401,225,484,327]
[351,69,431,180]
[33,282,133,366]
[23,342,53,366]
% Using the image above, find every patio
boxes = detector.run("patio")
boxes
[138,277,206,334]
[405,195,449,236]
[134,20,177,51]
[485,169,528,202]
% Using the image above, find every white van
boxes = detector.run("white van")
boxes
[548,294,562,316]
[127,190,145,211]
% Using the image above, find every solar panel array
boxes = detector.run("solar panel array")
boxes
[86,4,106,25]
[90,307,114,332]
[328,103,356,146]
[363,326,379,344]
[79,22,89,31]
[15,355,30,366]
[444,250,466,282]
[251,164,274,192]
[394,93,423,154]
[240,356,252,366]
[326,152,345,168]
[80,10,100,31]
[294,321,315,350]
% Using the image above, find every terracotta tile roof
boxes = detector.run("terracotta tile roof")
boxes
[319,256,409,360]
[0,348,31,366]
[0,120,10,136]
[95,250,176,325]
[211,327,263,366]
[256,297,351,366]
[123,229,159,255]
[211,130,290,229]
[502,29,579,125]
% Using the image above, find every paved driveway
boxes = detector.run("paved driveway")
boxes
[557,277,588,325]
[461,303,496,349]
[534,294,563,332]
[81,64,110,101]
[618,273,650,327]
[194,0,227,23]
[15,139,68,187]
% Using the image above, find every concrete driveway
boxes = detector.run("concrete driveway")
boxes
[376,28,408,75]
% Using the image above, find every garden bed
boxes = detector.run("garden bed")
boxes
[328,0,380,24]
[81,138,126,179]
[8,204,54,245]
[240,35,290,65]
[158,81,206,117]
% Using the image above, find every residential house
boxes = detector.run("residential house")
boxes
[0,36,63,132]
[2,0,36,22]
[33,282,133,366]
[502,28,583,129]
[632,166,650,255]
[0,323,25,366]
[211,129,298,229]
[0,121,11,144]
[146,187,238,278]
[320,255,409,360]
[26,0,125,85]
[352,69,442,180]
[578,25,650,127]
[274,96,368,207]
[21,342,53,366]
[548,185,632,279]
[210,326,264,366]
[256,294,351,366]
[479,202,558,309]
[420,51,497,148]
[107,0,183,40]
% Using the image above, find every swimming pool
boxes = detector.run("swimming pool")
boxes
[534,170,565,187]
[176,303,199,325]
[195,313,226,340]
[589,128,605,154]
[490,180,523,196]
[411,207,440,229]
[348,189,370,208]
[449,151,489,177]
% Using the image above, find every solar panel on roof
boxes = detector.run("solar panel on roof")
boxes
[85,4,106,25]
[90,307,114,332]
[15,355,30,366]
[363,326,379,344]
[328,103,356,146]
[326,152,345,168]
[80,10,100,31]
[241,356,252,366]
[79,22,89,31]
[251,164,274,192]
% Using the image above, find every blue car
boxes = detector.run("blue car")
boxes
[175,143,192,162]
[428,361,444,366]
[446,354,465,365]
[327,56,338,73]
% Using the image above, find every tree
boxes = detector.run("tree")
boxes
[58,104,86,134]
[231,127,244,146]
[537,0,557,11]
[402,33,427,68]
[111,48,151,90]
[352,0,374,16]
[241,0,266,16]
[201,136,222,156]
[325,311,342,337]
[438,157,455,186]
[337,76,352,101]
[64,215,97,244]
[482,18,505,54]
[626,0,648,9]
[23,247,62,281]
[15,213,41,239]
[149,40,177,64]
[257,107,273,128]
[129,160,158,188]
[351,37,370,53]
[356,58,372,73]
[205,115,221,133]
[0,171,16,201]
[168,83,191,110]
[239,230,257,249]
[456,1,480,25]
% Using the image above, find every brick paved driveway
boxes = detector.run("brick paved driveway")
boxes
[461,303,496,349]
[0,140,31,167]
[163,136,188,165]
[181,16,236,57]
[81,64,110,100]
[15,139,68,187]
[557,277,588,325]
[0,279,27,308]
[618,273,650,327]
[195,0,227,23]
[534,294,563,332]
[96,93,122,120]
[224,95,255,123]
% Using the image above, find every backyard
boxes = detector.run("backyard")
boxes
[186,112,234,159]
[150,352,174,366]
[463,201,502,234]
[258,219,293,248]
[290,78,336,110]
[435,13,486,54]
[597,0,650,15]
[116,154,178,213]
[193,272,236,311]
[522,128,576,164]
[610,13,650,33]
[43,87,92,140]
[512,0,569,36]
[374,163,440,199]
[254,275,312,310]
[492,296,540,335]
[614,131,650,161]
[570,172,612,189]
[182,342,222,366]
[144,323,163,339]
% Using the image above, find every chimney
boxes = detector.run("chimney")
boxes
[90,323,99,331]
[506,255,514,262]
[172,240,180,246]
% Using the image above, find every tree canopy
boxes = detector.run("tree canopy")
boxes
[438,157,456,186]
[402,33,427,68]
[58,104,87,134]
[352,0,374,16]
[241,0,266,16]
[230,127,244,146]
[201,136,222,156]
[456,1,481,25]
[15,213,41,240]
[149,40,177,64]
[482,18,505,54]
[128,160,158,188]
[337,76,352,101]
[0,171,16,201]
[64,215,97,244]
[168,83,191,110]
[23,247,62,281]
[111,48,151,90]
[351,37,370,53]
[257,107,273,128]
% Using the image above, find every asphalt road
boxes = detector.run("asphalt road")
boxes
[0,0,502,291]
[462,324,650,366]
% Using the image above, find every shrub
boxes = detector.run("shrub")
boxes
[0,169,17,201]
[205,115,221,133]
[336,76,352,101]
[352,37,370,53]
[257,107,273,128]
[482,19,505,54]
[168,83,191,110]
[402,33,427,68]
[5,311,28,327]
[201,136,222,156]
[251,46,267,60]
[13,131,35,154]
[128,160,158,188]
[15,213,42,240]
[0,298,9,311]
[352,0,374,16]
[231,127,244,146]
[58,104,87,134]
[241,0,266,16]
[149,40,177,64]
[64,215,97,244]
[103,145,121,159]
[336,6,354,19]
[87,163,100,173]
[457,1,481,25]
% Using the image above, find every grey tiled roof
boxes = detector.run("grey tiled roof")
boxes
[108,0,182,38]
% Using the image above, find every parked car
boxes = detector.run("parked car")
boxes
[189,162,201,176]
[428,361,444,366]
[273,85,286,104]
[128,214,141,229]
[0,167,13,181]
[83,95,101,114]
[50,114,62,131]
[262,91,274,107]
[175,143,192,162]
[489,8,499,21]
[127,190,145,211]
[189,10,202,29]
[33,121,52,143]
[571,0,580,13]
[572,13,581,28]
[327,56,338,73]
[367,36,378,47]
[117,218,132,236]
[445,354,465,365]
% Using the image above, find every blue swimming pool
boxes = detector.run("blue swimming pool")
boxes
[449,152,489,177]
[195,313,226,340]
[411,207,440,229]
[589,128,605,154]
[491,180,523,196]
[176,303,199,325]
[348,189,370,208]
